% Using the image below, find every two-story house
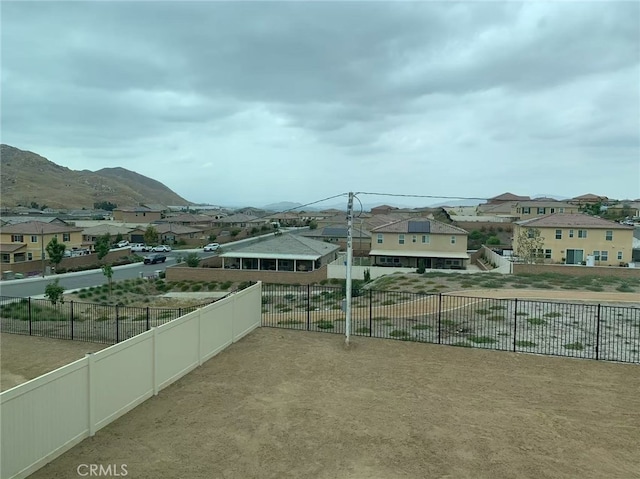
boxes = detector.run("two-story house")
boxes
[112,207,163,223]
[513,214,634,265]
[369,218,469,269]
[511,201,579,220]
[0,221,83,264]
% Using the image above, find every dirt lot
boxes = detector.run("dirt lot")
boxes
[0,335,106,391]
[28,328,640,479]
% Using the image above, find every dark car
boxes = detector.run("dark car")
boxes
[144,253,167,265]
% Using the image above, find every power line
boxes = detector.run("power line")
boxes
[355,191,492,202]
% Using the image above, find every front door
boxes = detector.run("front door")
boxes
[566,249,584,265]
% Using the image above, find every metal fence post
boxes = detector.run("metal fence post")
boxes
[369,289,373,337]
[116,304,120,343]
[146,306,150,331]
[513,298,518,352]
[595,304,601,361]
[437,293,442,344]
[28,297,33,336]
[307,284,311,331]
[71,301,74,340]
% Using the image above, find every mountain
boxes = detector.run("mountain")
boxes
[0,144,191,209]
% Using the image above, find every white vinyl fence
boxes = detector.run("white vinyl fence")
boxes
[0,283,262,479]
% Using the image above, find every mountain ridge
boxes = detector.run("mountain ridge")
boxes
[0,144,191,209]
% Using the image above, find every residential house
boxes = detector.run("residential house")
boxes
[569,193,609,206]
[81,224,134,249]
[219,234,340,272]
[370,205,400,215]
[0,216,70,226]
[300,225,372,255]
[513,214,634,265]
[0,221,83,264]
[113,206,163,223]
[155,224,204,245]
[161,213,215,228]
[215,213,265,229]
[511,201,578,220]
[369,218,469,269]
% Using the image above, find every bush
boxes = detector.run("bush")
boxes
[44,279,65,305]
[185,253,201,267]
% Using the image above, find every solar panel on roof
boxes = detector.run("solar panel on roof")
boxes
[407,221,430,233]
[323,227,348,237]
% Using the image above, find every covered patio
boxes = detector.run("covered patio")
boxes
[369,249,470,269]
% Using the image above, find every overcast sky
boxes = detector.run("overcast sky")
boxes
[2,1,639,208]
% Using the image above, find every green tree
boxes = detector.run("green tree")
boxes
[101,264,114,296]
[93,201,117,211]
[114,233,123,244]
[185,253,201,267]
[95,233,111,261]
[308,220,318,230]
[44,279,65,305]
[144,226,159,245]
[46,237,66,272]
[230,228,241,237]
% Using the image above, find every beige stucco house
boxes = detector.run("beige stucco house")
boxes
[113,207,163,223]
[511,201,579,220]
[513,214,634,265]
[369,218,469,269]
[0,221,83,264]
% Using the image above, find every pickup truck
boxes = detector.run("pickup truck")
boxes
[130,244,150,252]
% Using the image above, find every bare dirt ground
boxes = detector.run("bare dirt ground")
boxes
[29,328,640,479]
[0,335,106,391]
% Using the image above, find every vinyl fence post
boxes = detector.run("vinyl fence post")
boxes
[595,304,601,361]
[28,297,32,336]
[437,293,442,344]
[71,301,74,340]
[116,304,120,343]
[513,298,518,352]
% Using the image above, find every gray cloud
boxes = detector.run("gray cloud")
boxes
[1,1,638,204]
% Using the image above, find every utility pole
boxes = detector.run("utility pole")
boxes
[41,227,45,278]
[345,192,354,345]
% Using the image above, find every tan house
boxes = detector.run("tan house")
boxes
[0,221,83,264]
[113,207,163,223]
[511,201,579,220]
[369,218,469,269]
[155,224,204,245]
[513,214,634,265]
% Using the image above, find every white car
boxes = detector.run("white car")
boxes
[151,245,172,252]
[130,243,149,252]
[203,243,220,252]
[116,240,129,248]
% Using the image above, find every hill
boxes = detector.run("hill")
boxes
[0,145,191,209]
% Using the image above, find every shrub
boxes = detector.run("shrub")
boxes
[316,320,334,329]
[476,309,491,315]
[526,317,547,325]
[487,315,505,321]
[220,281,233,290]
[389,329,410,338]
[355,327,371,334]
[516,340,537,348]
[563,342,585,351]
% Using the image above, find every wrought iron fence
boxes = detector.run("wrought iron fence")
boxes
[261,284,640,363]
[0,296,212,344]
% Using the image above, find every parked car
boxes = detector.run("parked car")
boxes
[151,245,172,252]
[130,243,149,252]
[203,243,220,252]
[143,253,167,265]
[116,240,129,248]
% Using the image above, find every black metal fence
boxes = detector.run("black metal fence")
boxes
[261,284,640,363]
[0,296,213,344]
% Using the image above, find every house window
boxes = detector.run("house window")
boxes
[421,235,430,244]
[578,230,587,238]
[559,207,565,213]
[412,235,417,243]
[527,229,536,239]
[593,251,600,261]
[377,234,383,244]
[379,257,400,265]
[522,207,531,214]
[569,229,574,238]
[30,235,38,243]
[398,234,405,245]
[63,233,70,242]
[537,207,545,214]
[27,252,33,261]
[617,251,623,260]
[11,235,24,242]
[601,251,608,261]
[450,236,456,244]
[605,230,613,241]
[555,229,562,239]
[1,254,10,263]
[536,249,552,259]
[550,208,555,214]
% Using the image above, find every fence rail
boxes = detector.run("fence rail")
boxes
[261,284,640,363]
[0,296,220,344]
